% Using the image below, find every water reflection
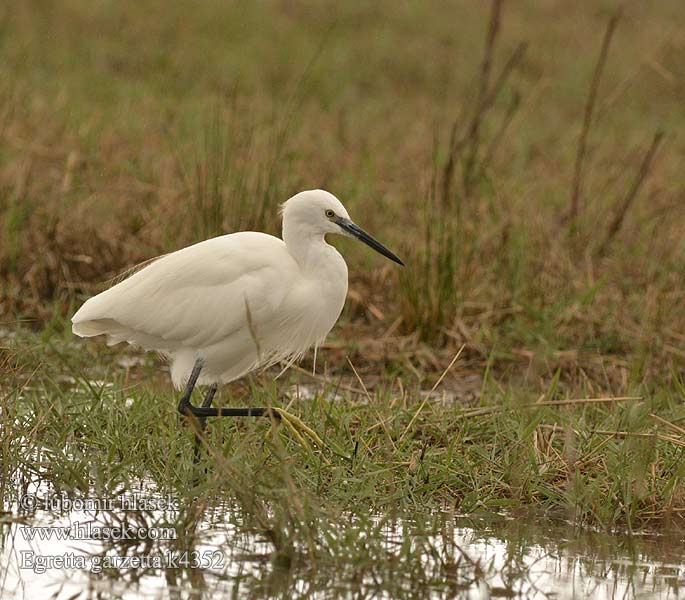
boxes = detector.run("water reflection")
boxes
[1,482,683,599]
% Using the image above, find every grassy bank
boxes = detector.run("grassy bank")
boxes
[3,328,685,533]
[1,0,685,540]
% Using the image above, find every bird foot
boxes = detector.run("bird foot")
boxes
[267,408,326,453]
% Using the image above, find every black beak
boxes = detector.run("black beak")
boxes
[335,217,404,266]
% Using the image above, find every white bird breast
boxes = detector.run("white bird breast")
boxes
[72,231,349,388]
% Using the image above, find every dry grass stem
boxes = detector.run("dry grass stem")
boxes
[596,130,665,256]
[569,9,621,224]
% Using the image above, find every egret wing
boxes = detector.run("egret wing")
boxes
[72,233,294,351]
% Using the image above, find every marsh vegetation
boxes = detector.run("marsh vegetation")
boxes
[1,0,684,597]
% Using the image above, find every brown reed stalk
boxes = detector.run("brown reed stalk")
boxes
[442,3,526,205]
[462,0,503,194]
[440,120,461,208]
[481,89,520,173]
[569,10,621,225]
[596,130,665,256]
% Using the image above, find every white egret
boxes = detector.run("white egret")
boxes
[71,189,403,450]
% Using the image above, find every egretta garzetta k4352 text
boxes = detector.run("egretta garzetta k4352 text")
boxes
[72,189,403,454]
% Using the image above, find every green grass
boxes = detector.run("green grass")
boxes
[3,328,684,533]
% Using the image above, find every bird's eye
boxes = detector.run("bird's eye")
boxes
[325,209,335,218]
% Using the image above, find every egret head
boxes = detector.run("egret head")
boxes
[282,190,404,266]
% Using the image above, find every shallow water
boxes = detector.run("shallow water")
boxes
[2,483,683,599]
[1,374,683,598]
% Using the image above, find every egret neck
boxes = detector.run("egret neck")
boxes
[282,218,348,277]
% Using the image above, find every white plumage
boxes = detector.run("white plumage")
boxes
[72,189,402,390]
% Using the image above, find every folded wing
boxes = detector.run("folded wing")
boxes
[71,232,294,352]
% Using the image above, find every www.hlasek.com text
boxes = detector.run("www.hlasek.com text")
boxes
[20,522,177,542]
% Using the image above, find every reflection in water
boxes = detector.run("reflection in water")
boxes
[1,481,683,599]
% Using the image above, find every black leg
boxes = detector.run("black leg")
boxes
[176,360,317,465]
[177,358,204,417]
[186,406,282,418]
[177,360,281,420]
[193,383,217,464]
[177,358,282,420]
[198,383,218,427]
